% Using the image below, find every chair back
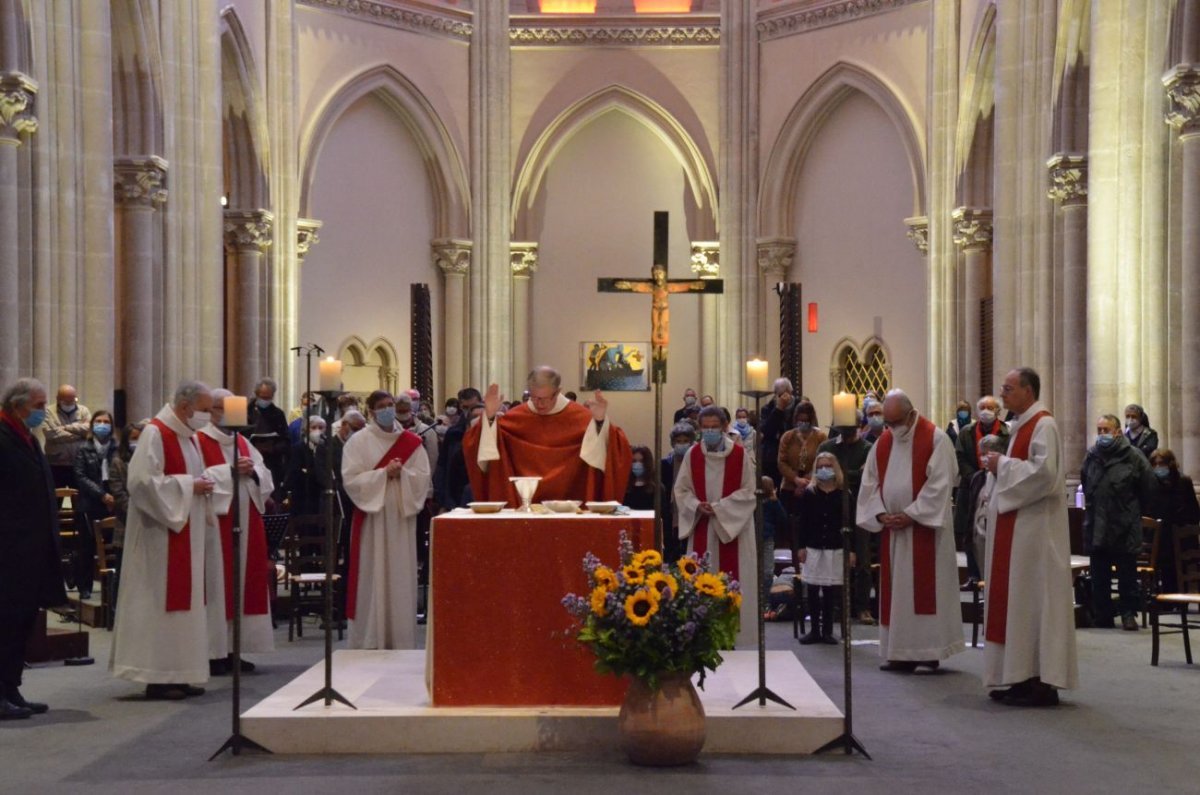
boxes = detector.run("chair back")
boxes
[1173,524,1200,595]
[1067,506,1085,556]
[1139,516,1162,571]
[284,514,332,577]
[92,516,118,573]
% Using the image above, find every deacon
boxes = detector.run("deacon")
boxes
[857,389,963,672]
[342,390,431,649]
[673,406,758,648]
[111,381,217,700]
[981,367,1078,706]
[198,389,275,675]
[464,366,632,504]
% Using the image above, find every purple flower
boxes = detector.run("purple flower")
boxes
[728,579,742,593]
[582,551,602,575]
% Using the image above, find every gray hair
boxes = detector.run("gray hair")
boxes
[526,366,562,391]
[254,377,278,394]
[979,434,1007,455]
[395,393,413,406]
[773,377,792,395]
[1,377,47,412]
[670,421,696,441]
[977,394,1000,411]
[884,388,914,414]
[343,409,366,427]
[210,388,233,403]
[172,380,211,408]
[306,415,327,430]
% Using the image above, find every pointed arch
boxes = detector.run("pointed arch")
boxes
[220,8,269,208]
[829,335,893,397]
[956,4,996,188]
[759,61,926,238]
[111,0,164,157]
[510,84,719,239]
[299,64,469,238]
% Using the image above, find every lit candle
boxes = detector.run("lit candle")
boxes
[222,395,248,427]
[745,358,769,392]
[832,392,857,427]
[318,357,343,391]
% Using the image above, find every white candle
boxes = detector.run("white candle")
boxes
[318,357,343,391]
[832,392,857,427]
[745,358,769,392]
[223,395,248,427]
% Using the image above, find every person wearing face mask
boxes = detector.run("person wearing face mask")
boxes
[861,399,886,444]
[659,423,696,563]
[818,411,875,624]
[856,389,963,673]
[107,421,146,570]
[284,415,326,517]
[41,384,92,488]
[1080,413,1155,632]
[673,388,699,423]
[758,378,797,486]
[71,410,119,599]
[946,400,972,444]
[1122,403,1159,458]
[437,389,482,511]
[248,377,291,503]
[732,407,757,455]
[796,453,856,644]
[1146,449,1200,595]
[623,446,665,515]
[952,395,1009,586]
[111,381,217,700]
[673,406,759,648]
[778,401,828,510]
[395,393,439,501]
[0,378,68,719]
[435,398,460,440]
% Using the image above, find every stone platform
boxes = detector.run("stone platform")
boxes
[241,650,843,755]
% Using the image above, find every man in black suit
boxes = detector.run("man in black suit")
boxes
[0,378,68,719]
[248,377,291,501]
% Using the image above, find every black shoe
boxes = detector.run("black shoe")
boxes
[227,655,255,673]
[798,630,822,645]
[821,635,839,645]
[0,697,32,720]
[916,660,941,671]
[209,658,231,677]
[879,660,918,672]
[181,685,206,697]
[989,688,1013,701]
[6,688,48,714]
[1002,684,1060,707]
[1121,615,1139,631]
[145,684,187,701]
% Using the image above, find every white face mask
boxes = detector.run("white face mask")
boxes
[978,409,996,425]
[445,406,458,417]
[309,430,325,445]
[187,411,211,431]
[891,414,915,442]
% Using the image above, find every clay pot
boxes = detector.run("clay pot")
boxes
[617,672,706,766]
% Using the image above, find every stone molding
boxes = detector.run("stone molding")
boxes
[297,218,323,258]
[296,0,472,41]
[223,209,275,253]
[903,215,929,254]
[432,238,471,275]
[510,16,719,47]
[510,241,538,278]
[114,156,168,207]
[690,241,720,278]
[757,0,923,42]
[0,72,38,140]
[951,207,993,251]
[756,237,796,276]
[1164,65,1200,135]
[1046,153,1088,204]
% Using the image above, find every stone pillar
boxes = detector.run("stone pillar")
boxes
[510,242,538,385]
[114,156,168,423]
[690,242,720,397]
[296,218,322,262]
[952,207,993,406]
[1165,66,1200,471]
[223,209,274,396]
[755,237,795,379]
[1048,153,1088,477]
[0,72,36,386]
[433,239,471,397]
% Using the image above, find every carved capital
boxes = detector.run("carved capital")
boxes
[432,238,471,276]
[1164,65,1200,134]
[951,207,993,251]
[114,156,168,207]
[223,209,274,253]
[1047,153,1088,204]
[690,241,720,279]
[755,237,795,277]
[297,218,323,258]
[510,241,539,278]
[904,216,929,255]
[0,72,38,141]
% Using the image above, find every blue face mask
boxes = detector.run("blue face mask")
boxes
[631,462,646,478]
[867,415,884,430]
[701,429,724,447]
[92,422,112,440]
[374,407,396,429]
[1154,466,1171,479]
[25,408,46,429]
[796,422,813,433]
[814,466,835,482]
[256,398,272,410]
[1096,433,1115,448]
[957,410,970,423]
[735,419,749,431]
[673,442,692,456]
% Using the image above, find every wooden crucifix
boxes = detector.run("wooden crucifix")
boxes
[597,211,724,551]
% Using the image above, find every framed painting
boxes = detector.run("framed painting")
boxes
[580,341,650,392]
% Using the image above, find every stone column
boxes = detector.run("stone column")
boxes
[952,207,993,405]
[1048,154,1088,477]
[223,209,274,396]
[433,239,471,397]
[510,242,538,385]
[296,218,322,262]
[755,237,795,378]
[0,72,36,386]
[690,242,720,397]
[114,156,168,423]
[1165,66,1200,471]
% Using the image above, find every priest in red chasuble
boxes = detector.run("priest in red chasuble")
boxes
[463,366,632,505]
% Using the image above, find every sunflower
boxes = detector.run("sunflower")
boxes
[645,571,679,599]
[632,549,663,571]
[590,586,609,617]
[622,564,646,586]
[694,572,727,598]
[623,589,660,626]
[730,591,743,611]
[677,556,700,581]
[592,565,619,591]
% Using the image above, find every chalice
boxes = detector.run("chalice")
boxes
[509,476,542,513]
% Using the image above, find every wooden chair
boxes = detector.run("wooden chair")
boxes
[1136,517,1162,627]
[55,488,79,591]
[283,514,343,642]
[1150,524,1200,666]
[92,516,119,630]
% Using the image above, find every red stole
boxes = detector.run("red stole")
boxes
[985,411,1051,644]
[874,417,938,627]
[197,432,270,619]
[346,430,423,620]
[688,442,745,580]
[150,419,195,612]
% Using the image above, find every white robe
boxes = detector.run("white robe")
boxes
[857,423,964,662]
[342,423,431,650]
[403,418,439,498]
[111,406,217,684]
[984,402,1079,689]
[673,440,759,649]
[199,424,276,656]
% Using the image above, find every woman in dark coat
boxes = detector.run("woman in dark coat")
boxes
[1123,403,1159,458]
[1146,448,1200,594]
[795,452,853,645]
[72,410,117,599]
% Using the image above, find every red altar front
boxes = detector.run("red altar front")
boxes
[429,510,655,707]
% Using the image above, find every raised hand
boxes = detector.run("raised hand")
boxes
[484,383,503,420]
[586,390,608,422]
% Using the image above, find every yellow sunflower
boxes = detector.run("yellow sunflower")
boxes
[590,586,609,617]
[592,566,619,591]
[623,589,660,626]
[677,557,700,581]
[632,549,663,571]
[645,571,679,599]
[694,572,727,598]
[730,591,743,611]
[622,564,646,586]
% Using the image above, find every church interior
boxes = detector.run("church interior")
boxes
[3,0,1199,791]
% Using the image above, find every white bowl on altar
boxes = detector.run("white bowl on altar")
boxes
[466,502,507,514]
[585,501,622,514]
[542,500,582,513]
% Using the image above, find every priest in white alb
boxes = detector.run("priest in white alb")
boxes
[342,390,431,650]
[981,367,1078,707]
[111,382,217,700]
[673,406,758,648]
[857,389,964,671]
[197,389,276,675]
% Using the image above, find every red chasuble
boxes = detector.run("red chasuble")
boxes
[149,418,195,612]
[346,430,423,620]
[874,417,938,627]
[985,411,1051,644]
[688,442,745,579]
[462,401,632,505]
[196,432,270,619]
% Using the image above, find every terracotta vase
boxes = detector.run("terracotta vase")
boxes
[617,672,706,766]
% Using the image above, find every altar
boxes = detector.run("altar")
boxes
[427,508,656,707]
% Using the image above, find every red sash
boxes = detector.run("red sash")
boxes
[197,432,270,619]
[688,442,745,580]
[985,411,1051,644]
[150,419,195,612]
[875,417,938,627]
[346,431,423,620]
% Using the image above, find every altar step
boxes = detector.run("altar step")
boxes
[242,650,843,755]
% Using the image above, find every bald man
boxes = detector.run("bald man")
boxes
[41,384,92,487]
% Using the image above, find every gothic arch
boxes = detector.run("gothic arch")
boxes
[828,335,893,397]
[0,0,31,72]
[339,335,400,395]
[111,0,164,157]
[510,84,719,240]
[956,4,996,203]
[220,8,268,208]
[299,64,470,238]
[1050,0,1089,155]
[759,61,926,238]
